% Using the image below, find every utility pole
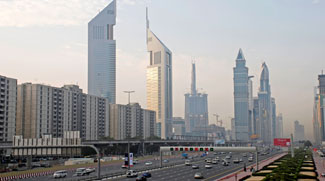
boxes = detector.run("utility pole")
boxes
[123,91,135,104]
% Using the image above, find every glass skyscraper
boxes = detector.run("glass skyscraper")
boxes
[88,0,116,103]
[146,9,172,139]
[233,49,249,141]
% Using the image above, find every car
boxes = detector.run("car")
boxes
[185,160,192,166]
[206,159,212,163]
[248,157,253,162]
[163,159,169,163]
[212,159,218,164]
[192,165,199,169]
[242,153,247,157]
[126,170,138,178]
[40,163,51,168]
[233,159,240,164]
[194,172,203,179]
[321,172,325,177]
[73,168,89,176]
[225,155,231,159]
[121,165,127,169]
[239,158,243,162]
[205,164,212,169]
[142,172,151,178]
[133,159,139,164]
[53,170,67,178]
[136,176,147,181]
[145,161,152,166]
[86,167,95,173]
[222,161,229,166]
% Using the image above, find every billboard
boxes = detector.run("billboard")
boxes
[274,138,291,147]
[215,139,225,145]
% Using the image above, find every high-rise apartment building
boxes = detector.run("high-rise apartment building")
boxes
[233,49,249,141]
[294,120,305,141]
[109,103,156,140]
[146,9,172,139]
[88,0,116,103]
[184,63,208,136]
[257,62,273,143]
[16,83,109,140]
[0,75,17,142]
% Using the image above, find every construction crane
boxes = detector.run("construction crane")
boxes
[213,114,223,127]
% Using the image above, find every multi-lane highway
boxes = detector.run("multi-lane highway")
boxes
[115,150,281,181]
[18,150,281,181]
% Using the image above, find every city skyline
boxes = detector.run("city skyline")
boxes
[1,0,325,140]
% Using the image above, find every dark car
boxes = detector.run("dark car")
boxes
[143,172,151,178]
[136,176,147,181]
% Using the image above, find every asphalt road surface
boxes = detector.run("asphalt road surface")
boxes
[114,150,281,181]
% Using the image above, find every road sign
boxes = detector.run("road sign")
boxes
[274,138,291,147]
[160,146,256,152]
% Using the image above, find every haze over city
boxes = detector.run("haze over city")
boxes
[1,0,325,141]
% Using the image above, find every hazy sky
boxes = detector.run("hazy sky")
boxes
[0,0,324,140]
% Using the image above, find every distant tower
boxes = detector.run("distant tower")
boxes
[146,8,173,139]
[233,49,249,141]
[258,62,273,143]
[185,63,208,136]
[88,0,116,103]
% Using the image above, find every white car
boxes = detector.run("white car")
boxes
[205,164,212,169]
[53,170,67,178]
[185,160,192,166]
[194,172,203,179]
[126,170,138,178]
[86,167,95,173]
[145,161,153,166]
[248,157,253,162]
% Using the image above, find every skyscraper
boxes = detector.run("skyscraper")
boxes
[276,113,283,138]
[258,62,272,143]
[271,97,276,139]
[184,63,208,136]
[146,8,173,139]
[294,120,305,141]
[88,0,116,103]
[233,49,249,141]
[313,73,325,145]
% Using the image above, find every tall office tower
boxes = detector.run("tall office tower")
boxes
[252,97,259,136]
[276,113,283,138]
[313,87,321,145]
[248,77,254,138]
[271,97,276,140]
[172,117,186,136]
[88,0,116,103]
[233,49,249,141]
[184,63,209,136]
[258,62,272,143]
[16,83,109,140]
[109,103,156,140]
[294,120,305,141]
[314,73,325,144]
[146,9,172,139]
[0,75,17,142]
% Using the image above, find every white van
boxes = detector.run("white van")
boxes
[53,170,68,178]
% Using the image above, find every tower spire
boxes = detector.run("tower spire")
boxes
[191,62,197,95]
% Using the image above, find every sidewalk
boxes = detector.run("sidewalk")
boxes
[313,152,325,179]
[217,153,287,181]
